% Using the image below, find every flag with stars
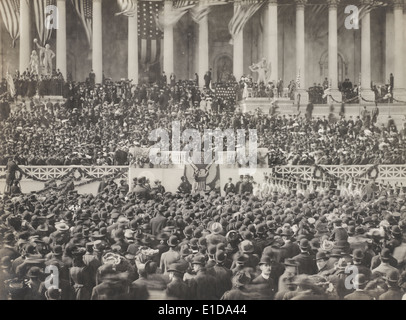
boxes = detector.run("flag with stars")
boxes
[138,1,163,68]
[71,0,92,45]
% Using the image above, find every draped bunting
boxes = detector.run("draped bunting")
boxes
[0,0,20,47]
[33,0,55,46]
[71,0,92,45]
[228,0,265,39]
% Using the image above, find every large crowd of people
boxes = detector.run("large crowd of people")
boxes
[0,172,406,300]
[0,75,405,167]
[1,67,406,300]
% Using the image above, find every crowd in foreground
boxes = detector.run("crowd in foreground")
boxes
[0,173,406,300]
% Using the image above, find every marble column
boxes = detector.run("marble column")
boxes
[19,0,31,74]
[92,0,103,84]
[56,0,67,78]
[128,0,138,83]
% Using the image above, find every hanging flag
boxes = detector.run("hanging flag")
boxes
[33,0,55,46]
[0,0,20,47]
[138,1,163,68]
[115,0,138,17]
[6,71,15,97]
[228,0,265,40]
[156,0,196,30]
[71,0,92,45]
[190,0,229,23]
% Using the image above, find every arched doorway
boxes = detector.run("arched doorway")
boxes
[214,54,233,83]
[319,51,348,86]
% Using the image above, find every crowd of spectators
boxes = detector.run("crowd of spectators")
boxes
[1,83,405,166]
[0,173,406,300]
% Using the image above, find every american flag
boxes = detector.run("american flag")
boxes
[190,0,230,23]
[229,0,265,39]
[172,0,197,9]
[138,1,163,67]
[156,0,196,30]
[0,0,20,47]
[71,0,92,45]
[33,0,56,46]
[115,0,138,17]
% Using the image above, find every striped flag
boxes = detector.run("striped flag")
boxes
[116,0,138,17]
[156,0,196,30]
[228,0,265,39]
[71,0,92,45]
[0,0,20,47]
[33,0,56,46]
[6,71,15,97]
[190,0,230,23]
[138,1,163,68]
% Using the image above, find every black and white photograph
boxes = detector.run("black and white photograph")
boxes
[0,0,406,307]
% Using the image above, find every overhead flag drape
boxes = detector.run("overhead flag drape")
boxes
[190,0,230,23]
[228,0,265,40]
[115,0,138,17]
[71,0,92,45]
[156,0,196,30]
[33,0,55,46]
[0,0,20,47]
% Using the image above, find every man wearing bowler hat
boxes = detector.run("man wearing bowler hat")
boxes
[211,250,233,299]
[292,239,317,275]
[250,255,276,299]
[379,269,403,300]
[344,274,374,300]
[371,248,399,278]
[189,255,217,300]
[159,235,180,274]
[165,263,189,300]
[277,258,299,294]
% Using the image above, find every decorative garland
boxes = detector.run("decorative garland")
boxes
[356,164,380,180]
[34,168,128,195]
[312,164,338,182]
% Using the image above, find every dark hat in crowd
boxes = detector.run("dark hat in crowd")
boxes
[380,248,392,261]
[168,235,179,247]
[384,270,400,284]
[191,256,206,265]
[167,263,184,275]
[316,251,328,261]
[27,266,42,278]
[351,249,365,261]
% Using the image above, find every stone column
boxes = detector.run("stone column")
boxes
[198,1,209,87]
[327,0,341,104]
[265,0,278,83]
[92,0,103,84]
[385,7,394,83]
[128,0,138,83]
[233,0,244,81]
[163,0,174,82]
[56,0,67,78]
[393,0,406,100]
[19,0,31,74]
[360,0,375,101]
[295,0,308,104]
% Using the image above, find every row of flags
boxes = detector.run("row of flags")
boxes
[0,0,390,65]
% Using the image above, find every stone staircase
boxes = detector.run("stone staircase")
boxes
[239,97,406,128]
